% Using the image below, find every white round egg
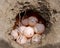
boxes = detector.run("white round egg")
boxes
[24,27,34,38]
[18,26,26,34]
[34,23,45,34]
[28,16,38,26]
[32,34,41,43]
[16,35,27,45]
[11,29,18,39]
[22,18,29,26]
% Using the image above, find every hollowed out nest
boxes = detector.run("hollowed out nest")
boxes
[7,0,52,47]
[14,7,51,35]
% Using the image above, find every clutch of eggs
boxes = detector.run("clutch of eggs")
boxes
[18,26,34,38]
[11,16,45,45]
[21,16,38,26]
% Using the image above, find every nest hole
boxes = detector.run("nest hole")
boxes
[13,8,51,35]
[8,1,52,46]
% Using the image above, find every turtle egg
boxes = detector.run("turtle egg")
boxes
[28,16,38,26]
[22,18,28,26]
[34,23,45,34]
[24,27,34,38]
[11,29,18,39]
[18,26,26,34]
[32,34,42,43]
[16,35,27,45]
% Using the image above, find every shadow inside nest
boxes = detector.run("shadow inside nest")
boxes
[0,39,13,48]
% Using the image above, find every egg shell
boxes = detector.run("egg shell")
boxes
[34,23,45,34]
[24,27,34,38]
[32,34,42,43]
[16,35,27,45]
[11,29,18,39]
[22,18,29,26]
[18,26,26,34]
[28,16,38,26]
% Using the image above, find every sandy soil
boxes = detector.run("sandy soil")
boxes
[0,0,60,48]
